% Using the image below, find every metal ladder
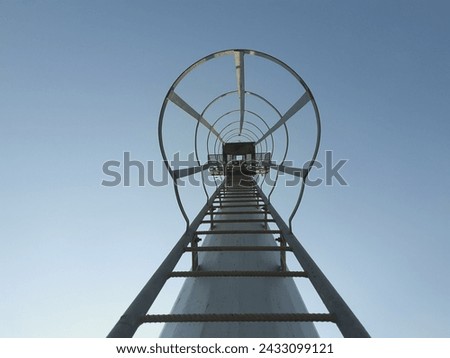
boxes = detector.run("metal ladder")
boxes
[143,184,333,326]
[108,181,369,337]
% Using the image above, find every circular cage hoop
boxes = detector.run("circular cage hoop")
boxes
[158,49,321,230]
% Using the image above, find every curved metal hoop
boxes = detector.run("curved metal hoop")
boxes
[158,49,321,231]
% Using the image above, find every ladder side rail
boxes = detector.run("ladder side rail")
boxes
[107,182,225,338]
[256,185,370,338]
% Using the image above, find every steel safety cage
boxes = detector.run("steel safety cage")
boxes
[157,49,321,232]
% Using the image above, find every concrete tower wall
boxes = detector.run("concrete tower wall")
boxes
[160,196,319,338]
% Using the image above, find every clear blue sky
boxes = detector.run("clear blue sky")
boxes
[1,1,449,337]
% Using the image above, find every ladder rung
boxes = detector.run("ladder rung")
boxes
[170,270,306,277]
[220,195,258,197]
[195,230,281,235]
[185,246,292,252]
[212,204,261,208]
[218,194,259,198]
[214,200,263,207]
[141,313,334,323]
[220,191,257,194]
[201,219,274,223]
[208,210,268,215]
[221,186,256,192]
[215,200,260,203]
[220,193,257,196]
